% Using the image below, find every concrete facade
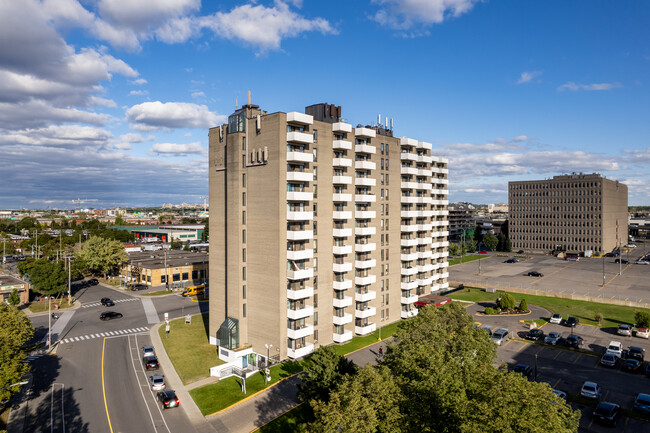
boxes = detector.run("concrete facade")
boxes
[0,274,29,304]
[208,100,449,362]
[509,173,628,254]
[120,250,208,287]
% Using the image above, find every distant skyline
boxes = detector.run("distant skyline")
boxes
[1,1,649,208]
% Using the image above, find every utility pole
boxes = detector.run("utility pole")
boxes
[67,255,72,305]
[48,296,51,349]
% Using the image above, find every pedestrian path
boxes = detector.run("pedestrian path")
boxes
[141,297,161,324]
[59,327,149,344]
[82,298,139,308]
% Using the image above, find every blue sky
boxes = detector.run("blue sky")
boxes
[1,0,648,209]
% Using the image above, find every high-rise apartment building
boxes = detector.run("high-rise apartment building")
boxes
[509,173,627,254]
[208,97,449,363]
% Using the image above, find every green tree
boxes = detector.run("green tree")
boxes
[518,299,528,312]
[298,346,356,405]
[8,289,21,306]
[29,260,67,296]
[201,218,209,242]
[170,239,183,250]
[496,293,516,311]
[448,243,461,256]
[114,215,127,225]
[503,236,512,252]
[474,223,484,246]
[635,311,650,328]
[75,236,128,278]
[483,233,498,251]
[0,304,34,402]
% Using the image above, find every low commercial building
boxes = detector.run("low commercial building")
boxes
[0,274,30,304]
[109,225,204,242]
[120,250,208,288]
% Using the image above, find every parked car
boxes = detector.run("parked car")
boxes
[580,381,602,400]
[565,256,580,261]
[635,260,649,265]
[527,271,543,277]
[131,284,148,291]
[142,345,155,358]
[504,258,519,263]
[491,328,510,346]
[593,401,620,426]
[545,331,562,345]
[512,364,533,380]
[549,314,563,324]
[144,355,159,370]
[614,258,629,264]
[626,244,638,248]
[627,346,645,361]
[157,390,180,409]
[552,389,567,400]
[149,374,166,391]
[637,328,650,339]
[606,341,623,358]
[478,250,489,254]
[565,335,584,348]
[645,363,650,378]
[525,328,544,341]
[100,297,115,307]
[88,278,99,285]
[618,324,633,336]
[99,311,123,321]
[480,325,492,336]
[634,393,650,414]
[600,353,618,368]
[565,316,579,327]
[622,358,642,373]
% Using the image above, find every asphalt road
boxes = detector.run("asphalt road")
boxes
[22,282,203,433]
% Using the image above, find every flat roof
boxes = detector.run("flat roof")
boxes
[0,274,28,289]
[126,250,208,270]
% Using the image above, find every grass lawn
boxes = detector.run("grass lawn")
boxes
[448,254,481,266]
[27,299,76,313]
[253,403,311,433]
[142,290,175,297]
[451,288,650,328]
[157,314,225,384]
[331,321,400,356]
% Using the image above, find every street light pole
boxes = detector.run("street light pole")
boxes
[602,254,605,287]
[264,343,272,384]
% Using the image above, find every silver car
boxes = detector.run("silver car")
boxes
[142,345,155,358]
[149,374,166,391]
[545,331,562,345]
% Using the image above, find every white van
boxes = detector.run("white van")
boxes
[491,328,510,346]
[606,341,623,358]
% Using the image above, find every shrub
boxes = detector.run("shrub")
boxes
[496,293,516,311]
[518,299,528,312]
[635,311,650,328]
[595,312,603,325]
[484,307,496,315]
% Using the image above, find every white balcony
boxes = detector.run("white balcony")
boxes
[400,210,419,218]
[287,286,314,300]
[332,228,352,237]
[333,157,352,167]
[417,250,433,259]
[441,241,449,247]
[355,226,376,236]
[431,199,449,206]
[417,155,432,164]
[287,305,314,320]
[286,171,313,182]
[355,259,376,270]
[355,160,376,171]
[440,271,449,279]
[355,210,376,219]
[333,245,352,255]
[400,238,418,247]
[401,252,418,261]
[417,183,432,191]
[440,262,449,268]
[417,169,432,177]
[400,166,418,175]
[436,178,449,184]
[287,268,313,280]
[332,296,353,309]
[417,141,431,150]
[401,267,417,276]
[400,224,418,232]
[400,152,418,162]
[400,137,418,147]
[355,127,376,138]
[355,177,376,187]
[355,275,376,286]
[286,131,313,144]
[333,330,353,343]
[287,343,314,359]
[401,280,417,290]
[418,238,433,246]
[355,323,377,335]
[333,313,353,325]
[287,325,314,340]
[287,111,313,125]
[286,191,313,201]
[431,166,449,174]
[333,139,352,150]
[401,294,419,304]
[286,211,313,221]
[355,194,376,203]
[333,175,352,184]
[401,309,419,319]
[333,279,352,291]
[286,249,314,261]
[417,276,434,286]
[418,224,433,231]
[401,181,418,190]
[286,230,313,241]
[355,242,376,252]
[333,193,352,202]
[431,188,447,195]
[355,306,376,319]
[333,262,353,273]
[332,122,352,133]
[332,211,352,220]
[417,263,435,272]
[355,144,376,154]
[286,151,313,163]
[355,290,376,302]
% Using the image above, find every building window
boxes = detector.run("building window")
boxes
[243,304,246,317]
[313,166,317,180]
[313,148,318,162]
[242,229,246,243]
[243,285,246,299]
[192,270,198,279]
[242,248,246,262]
[381,159,384,170]
[314,294,318,308]
[313,203,317,216]
[173,273,180,282]
[313,184,317,198]
[313,130,318,142]
[182,272,188,281]
[386,174,389,185]
[161,275,166,284]
[242,267,246,281]
[242,137,246,151]
[242,173,246,187]
[242,192,246,206]
[242,211,246,224]
[381,143,384,154]
[314,312,318,325]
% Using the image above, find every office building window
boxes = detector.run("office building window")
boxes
[242,248,246,262]
[242,229,246,243]
[242,192,246,206]
[242,173,246,187]
[243,285,246,299]
[243,304,246,317]
[242,267,246,281]
[242,211,246,224]
[314,312,318,325]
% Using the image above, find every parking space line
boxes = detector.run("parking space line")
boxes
[552,378,561,388]
[553,350,562,360]
[603,390,610,400]
[573,354,582,364]
[515,342,526,352]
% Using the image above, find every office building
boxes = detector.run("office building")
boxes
[208,96,449,363]
[509,173,628,254]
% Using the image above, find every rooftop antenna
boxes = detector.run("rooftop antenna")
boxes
[235,97,238,109]
[247,90,251,106]
[378,114,381,126]
[390,118,394,130]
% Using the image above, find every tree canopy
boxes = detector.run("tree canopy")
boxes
[0,305,33,401]
[75,236,128,278]
[27,259,67,296]
[483,232,498,251]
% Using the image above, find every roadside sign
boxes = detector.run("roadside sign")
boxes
[164,312,168,323]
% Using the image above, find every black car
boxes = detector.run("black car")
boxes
[593,402,620,426]
[100,297,115,307]
[565,316,579,327]
[131,284,148,291]
[525,329,544,341]
[614,258,629,264]
[527,271,543,277]
[565,335,583,348]
[627,346,645,362]
[88,278,99,285]
[634,393,650,414]
[504,258,519,263]
[512,364,533,380]
[622,358,642,373]
[157,390,180,409]
[144,355,160,370]
[100,311,123,321]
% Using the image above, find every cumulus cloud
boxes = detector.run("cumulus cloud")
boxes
[129,90,149,96]
[0,100,111,130]
[0,125,112,148]
[191,91,206,99]
[119,133,152,143]
[97,0,201,29]
[557,81,622,92]
[125,101,225,131]
[151,141,204,156]
[371,0,480,30]
[517,71,542,84]
[131,78,148,85]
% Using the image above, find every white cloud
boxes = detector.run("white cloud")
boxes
[119,133,152,143]
[129,90,149,96]
[371,0,480,30]
[0,100,111,129]
[125,101,225,131]
[113,142,132,150]
[151,141,204,156]
[511,135,529,142]
[517,71,542,84]
[131,78,148,85]
[0,125,112,148]
[191,91,206,99]
[97,0,201,29]
[558,81,622,92]
[89,96,117,107]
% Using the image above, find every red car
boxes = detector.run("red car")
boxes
[479,250,488,254]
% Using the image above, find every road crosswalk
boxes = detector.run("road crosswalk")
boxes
[60,327,149,344]
[82,298,139,308]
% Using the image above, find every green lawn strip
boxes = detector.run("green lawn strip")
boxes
[27,300,75,313]
[332,321,400,356]
[522,319,548,328]
[253,403,312,433]
[142,290,174,296]
[451,288,650,328]
[448,254,481,266]
[157,315,225,384]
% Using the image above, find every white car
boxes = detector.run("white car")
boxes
[550,314,563,324]
[618,324,633,336]
[637,328,650,339]
[149,374,166,391]
[545,331,562,345]
[635,260,649,265]
[580,381,601,400]
[491,328,510,346]
[626,244,637,248]
[606,341,623,358]
[142,345,155,358]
